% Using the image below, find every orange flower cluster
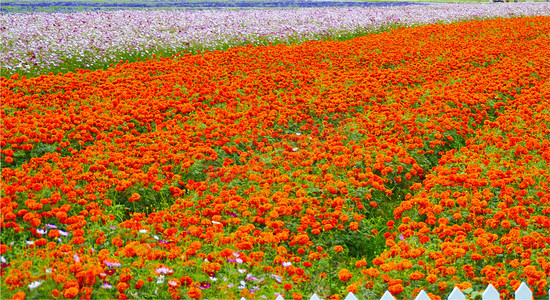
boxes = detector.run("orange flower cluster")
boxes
[1,16,550,299]
[360,17,550,298]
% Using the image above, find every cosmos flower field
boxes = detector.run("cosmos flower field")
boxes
[1,2,550,300]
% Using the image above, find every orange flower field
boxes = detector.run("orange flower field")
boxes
[1,16,550,300]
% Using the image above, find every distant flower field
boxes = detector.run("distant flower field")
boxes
[1,2,550,300]
[1,0,422,13]
[2,2,550,77]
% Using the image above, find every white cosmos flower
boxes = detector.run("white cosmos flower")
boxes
[156,267,171,274]
[168,280,178,287]
[28,281,42,290]
[238,280,246,289]
[272,274,282,283]
[101,283,112,289]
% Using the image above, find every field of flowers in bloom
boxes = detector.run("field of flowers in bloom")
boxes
[3,3,550,77]
[2,2,550,300]
[1,0,425,14]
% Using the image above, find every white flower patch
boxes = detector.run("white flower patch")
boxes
[28,281,42,290]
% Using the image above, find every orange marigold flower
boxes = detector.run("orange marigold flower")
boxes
[52,289,60,297]
[471,253,483,261]
[135,279,144,290]
[292,292,303,300]
[347,282,359,294]
[388,284,404,295]
[63,287,79,299]
[128,193,141,202]
[202,262,221,274]
[409,271,425,281]
[456,282,473,290]
[180,276,193,287]
[355,260,367,268]
[426,274,438,284]
[296,234,310,246]
[11,292,25,300]
[338,269,352,282]
[365,267,380,277]
[188,286,202,299]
